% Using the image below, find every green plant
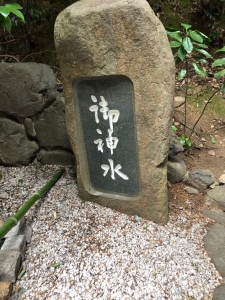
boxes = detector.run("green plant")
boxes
[177,133,192,149]
[0,3,25,32]
[167,23,225,145]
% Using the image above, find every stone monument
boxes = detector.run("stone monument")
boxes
[54,0,174,224]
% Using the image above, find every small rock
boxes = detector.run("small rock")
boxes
[219,174,225,184]
[169,129,184,156]
[167,155,187,183]
[0,281,12,300]
[183,169,215,190]
[208,150,216,156]
[174,96,185,108]
[206,186,225,210]
[0,193,8,199]
[184,186,199,195]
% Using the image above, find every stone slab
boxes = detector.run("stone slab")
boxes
[1,235,26,260]
[0,250,21,282]
[202,210,225,226]
[207,186,225,210]
[213,283,225,300]
[0,282,12,300]
[55,0,174,224]
[5,218,25,238]
[203,224,225,277]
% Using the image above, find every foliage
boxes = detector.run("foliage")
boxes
[177,134,192,149]
[167,23,225,147]
[0,3,24,32]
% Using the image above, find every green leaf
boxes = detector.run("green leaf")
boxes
[178,68,187,80]
[211,136,216,144]
[177,45,187,60]
[0,6,10,18]
[216,46,225,53]
[165,26,180,32]
[192,62,207,76]
[196,48,213,59]
[5,3,23,10]
[214,69,225,78]
[171,125,178,131]
[212,58,225,67]
[192,42,208,49]
[167,31,182,42]
[182,37,193,53]
[2,16,11,32]
[51,262,63,268]
[10,9,24,22]
[189,30,203,43]
[221,82,225,95]
[181,23,192,30]
[193,56,207,64]
[170,41,181,48]
[18,179,24,183]
[196,30,211,42]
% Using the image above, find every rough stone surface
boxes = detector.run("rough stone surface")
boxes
[169,129,184,156]
[24,118,36,138]
[213,283,225,300]
[0,282,12,300]
[5,218,25,238]
[1,235,26,260]
[36,149,47,161]
[184,186,199,195]
[183,169,215,189]
[0,193,8,199]
[34,95,72,150]
[0,118,39,166]
[202,209,225,226]
[167,155,186,183]
[0,63,56,118]
[41,149,75,165]
[0,250,21,282]
[204,224,225,277]
[24,225,32,244]
[55,0,174,224]
[206,186,225,211]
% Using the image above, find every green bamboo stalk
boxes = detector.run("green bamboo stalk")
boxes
[0,168,65,240]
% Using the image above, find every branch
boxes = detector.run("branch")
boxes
[0,55,20,62]
[21,50,56,62]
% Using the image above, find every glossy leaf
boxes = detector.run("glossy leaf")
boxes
[170,41,181,48]
[196,30,211,42]
[181,23,192,30]
[177,45,187,60]
[5,3,23,10]
[192,42,208,49]
[10,8,24,22]
[192,62,207,76]
[165,26,180,32]
[171,125,178,131]
[193,56,207,64]
[0,6,10,18]
[214,69,225,78]
[178,68,187,80]
[167,31,182,42]
[182,37,193,53]
[216,46,225,53]
[189,30,203,43]
[212,58,225,67]
[196,48,213,59]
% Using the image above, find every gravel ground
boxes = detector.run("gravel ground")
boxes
[0,164,222,300]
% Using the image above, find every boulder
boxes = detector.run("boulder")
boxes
[167,155,186,183]
[0,63,56,118]
[34,94,72,150]
[40,149,75,165]
[0,118,39,166]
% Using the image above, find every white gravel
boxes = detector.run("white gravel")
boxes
[0,164,222,300]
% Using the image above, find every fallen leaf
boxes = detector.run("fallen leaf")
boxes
[208,150,215,156]
[201,137,206,142]
[53,211,57,219]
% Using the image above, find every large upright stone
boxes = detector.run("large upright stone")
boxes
[55,0,174,224]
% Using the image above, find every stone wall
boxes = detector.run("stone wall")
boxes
[0,62,74,166]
